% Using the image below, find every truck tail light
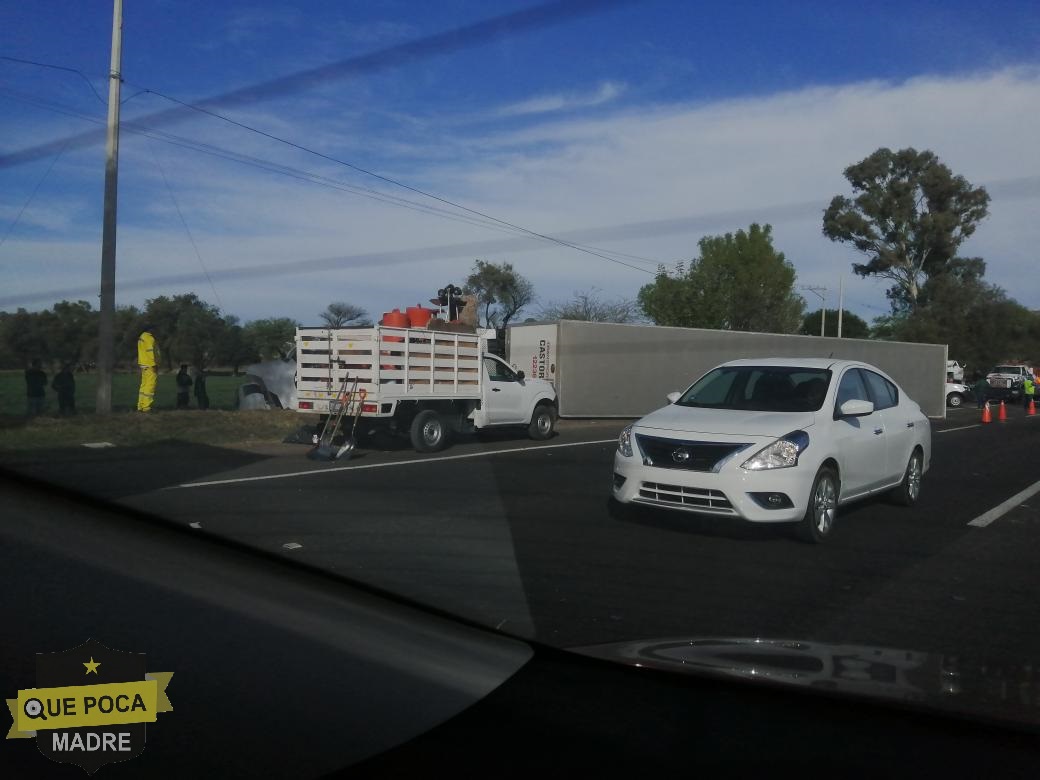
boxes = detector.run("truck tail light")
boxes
[362,403,377,413]
[298,401,313,410]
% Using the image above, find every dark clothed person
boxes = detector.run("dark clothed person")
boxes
[53,364,76,416]
[973,376,989,410]
[194,369,210,410]
[176,365,192,409]
[25,360,47,417]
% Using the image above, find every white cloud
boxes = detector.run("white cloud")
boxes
[494,81,626,118]
[4,67,1040,327]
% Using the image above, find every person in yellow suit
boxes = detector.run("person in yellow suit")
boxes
[137,325,160,412]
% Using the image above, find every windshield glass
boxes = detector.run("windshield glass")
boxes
[3,0,1040,744]
[677,367,831,412]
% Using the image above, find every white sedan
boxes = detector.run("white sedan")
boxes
[611,358,931,542]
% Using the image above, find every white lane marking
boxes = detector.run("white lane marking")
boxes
[175,438,619,489]
[968,479,1040,528]
[282,542,303,550]
[935,424,981,434]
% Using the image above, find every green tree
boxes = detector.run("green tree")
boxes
[215,316,259,374]
[319,302,370,328]
[638,224,805,333]
[243,318,299,360]
[114,305,143,369]
[868,313,905,341]
[143,294,224,370]
[799,308,870,339]
[47,300,98,365]
[539,288,640,323]
[893,257,1036,371]
[823,147,990,313]
[3,308,50,367]
[464,260,535,328]
[168,304,226,369]
[0,312,15,368]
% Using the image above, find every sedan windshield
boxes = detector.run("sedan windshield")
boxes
[677,367,832,412]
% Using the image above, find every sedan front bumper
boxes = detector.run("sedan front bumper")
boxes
[612,451,812,523]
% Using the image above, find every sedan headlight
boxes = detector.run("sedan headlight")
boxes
[741,430,810,471]
[618,424,634,457]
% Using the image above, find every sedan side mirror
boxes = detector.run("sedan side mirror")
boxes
[666,391,681,404]
[517,370,525,380]
[839,399,874,417]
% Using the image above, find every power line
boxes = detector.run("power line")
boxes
[1,85,665,274]
[128,84,656,276]
[0,138,69,251]
[0,0,634,170]
[0,55,107,106]
[0,87,533,235]
[146,138,223,309]
[0,87,547,242]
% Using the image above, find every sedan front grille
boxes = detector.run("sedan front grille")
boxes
[637,482,736,515]
[635,434,750,472]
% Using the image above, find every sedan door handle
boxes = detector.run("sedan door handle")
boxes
[873,428,883,435]
[492,388,501,392]
[906,421,915,428]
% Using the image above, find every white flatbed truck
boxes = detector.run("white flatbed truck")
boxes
[294,325,558,452]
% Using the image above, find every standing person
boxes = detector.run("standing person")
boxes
[137,324,160,412]
[194,367,210,410]
[1023,374,1035,412]
[973,373,989,410]
[52,363,76,416]
[25,359,47,417]
[175,364,192,409]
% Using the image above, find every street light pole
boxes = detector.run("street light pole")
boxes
[837,276,844,339]
[803,286,827,337]
[95,0,123,414]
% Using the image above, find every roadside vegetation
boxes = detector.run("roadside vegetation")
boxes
[0,371,305,450]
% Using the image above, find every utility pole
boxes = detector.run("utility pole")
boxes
[802,286,827,337]
[837,277,844,339]
[95,0,123,414]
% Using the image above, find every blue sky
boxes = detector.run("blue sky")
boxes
[2,0,1039,327]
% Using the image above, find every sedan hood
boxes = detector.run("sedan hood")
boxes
[571,636,1040,729]
[636,404,816,438]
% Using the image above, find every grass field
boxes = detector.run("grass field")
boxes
[0,370,242,414]
[0,370,308,450]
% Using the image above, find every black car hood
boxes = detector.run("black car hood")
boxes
[571,636,1040,730]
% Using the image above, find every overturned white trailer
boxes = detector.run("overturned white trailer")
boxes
[506,320,947,419]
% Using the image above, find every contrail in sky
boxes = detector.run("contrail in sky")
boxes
[0,0,632,169]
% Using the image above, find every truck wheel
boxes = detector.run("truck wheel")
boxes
[947,393,962,407]
[410,409,451,453]
[528,403,556,440]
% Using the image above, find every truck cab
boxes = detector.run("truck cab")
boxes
[400,353,557,452]
[986,364,1034,401]
[471,354,555,428]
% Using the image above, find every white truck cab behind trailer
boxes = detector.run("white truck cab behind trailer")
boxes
[294,325,557,452]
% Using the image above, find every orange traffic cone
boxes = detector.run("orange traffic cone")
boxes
[998,400,1008,422]
[1029,398,1036,416]
[981,402,992,424]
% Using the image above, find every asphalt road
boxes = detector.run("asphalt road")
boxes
[4,408,1040,671]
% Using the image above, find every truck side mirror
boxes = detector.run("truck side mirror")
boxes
[517,370,525,380]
